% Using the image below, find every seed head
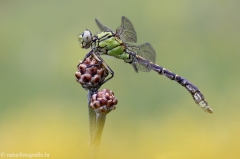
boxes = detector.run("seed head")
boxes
[90,89,118,114]
[75,55,109,90]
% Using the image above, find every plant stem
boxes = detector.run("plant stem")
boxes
[88,90,96,151]
[88,90,107,159]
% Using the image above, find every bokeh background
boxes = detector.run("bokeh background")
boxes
[1,0,240,159]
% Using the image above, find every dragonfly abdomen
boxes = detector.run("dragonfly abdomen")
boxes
[151,63,213,114]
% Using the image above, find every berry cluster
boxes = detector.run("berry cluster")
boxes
[75,55,118,112]
[75,56,108,90]
[90,89,118,113]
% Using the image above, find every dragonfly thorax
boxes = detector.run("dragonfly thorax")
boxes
[78,30,92,49]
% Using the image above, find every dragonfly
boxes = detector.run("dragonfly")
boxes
[78,16,213,114]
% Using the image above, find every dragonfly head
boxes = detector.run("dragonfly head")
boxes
[78,30,92,49]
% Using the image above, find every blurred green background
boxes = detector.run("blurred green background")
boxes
[1,0,240,159]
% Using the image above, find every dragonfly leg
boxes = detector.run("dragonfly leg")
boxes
[101,70,114,86]
[80,50,103,68]
[79,50,94,66]
[91,52,115,86]
[86,62,102,68]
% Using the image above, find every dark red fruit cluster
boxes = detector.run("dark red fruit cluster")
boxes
[90,89,118,113]
[75,56,109,89]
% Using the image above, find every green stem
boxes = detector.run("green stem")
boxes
[88,90,96,152]
[88,90,107,159]
[90,113,107,159]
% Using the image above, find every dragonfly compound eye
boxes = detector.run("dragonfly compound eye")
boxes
[80,30,92,49]
[78,34,84,48]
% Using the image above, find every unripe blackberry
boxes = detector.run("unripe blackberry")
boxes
[90,89,118,114]
[75,55,109,90]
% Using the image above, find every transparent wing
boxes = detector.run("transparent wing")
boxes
[127,43,156,63]
[136,62,151,72]
[127,43,156,72]
[116,16,137,43]
[95,18,113,32]
[131,56,152,72]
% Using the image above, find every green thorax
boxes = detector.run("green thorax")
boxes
[94,32,129,60]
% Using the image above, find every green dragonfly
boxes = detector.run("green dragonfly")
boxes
[78,16,213,114]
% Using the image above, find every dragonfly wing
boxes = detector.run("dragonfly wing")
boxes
[127,43,156,72]
[127,43,156,63]
[135,62,151,72]
[130,55,151,72]
[116,16,137,43]
[137,43,156,64]
[95,18,113,32]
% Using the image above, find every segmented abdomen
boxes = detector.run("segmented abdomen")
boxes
[150,63,213,113]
